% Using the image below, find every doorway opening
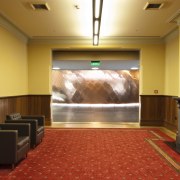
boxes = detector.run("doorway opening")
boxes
[51,51,140,124]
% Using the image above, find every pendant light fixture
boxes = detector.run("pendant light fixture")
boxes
[93,0,103,46]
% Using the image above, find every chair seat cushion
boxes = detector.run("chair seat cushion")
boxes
[17,136,29,149]
[37,126,44,134]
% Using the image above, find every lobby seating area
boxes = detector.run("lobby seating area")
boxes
[0,113,45,168]
[0,123,30,169]
[6,113,45,148]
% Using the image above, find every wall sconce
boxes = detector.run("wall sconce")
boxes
[93,0,103,46]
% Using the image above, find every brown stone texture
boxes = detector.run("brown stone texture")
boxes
[52,70,139,104]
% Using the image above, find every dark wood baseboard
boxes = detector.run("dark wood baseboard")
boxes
[140,120,163,126]
[163,121,177,132]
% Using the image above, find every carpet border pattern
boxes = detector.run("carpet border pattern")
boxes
[146,130,180,172]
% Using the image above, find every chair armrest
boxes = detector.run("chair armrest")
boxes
[22,115,45,126]
[5,119,37,138]
[0,123,30,136]
[5,120,38,148]
[5,119,38,131]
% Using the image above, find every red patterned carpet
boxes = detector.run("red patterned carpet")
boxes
[0,128,179,179]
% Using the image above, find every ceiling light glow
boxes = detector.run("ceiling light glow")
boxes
[95,0,101,18]
[93,35,99,45]
[130,67,139,70]
[93,0,103,46]
[52,67,61,70]
[91,67,99,70]
[94,20,99,34]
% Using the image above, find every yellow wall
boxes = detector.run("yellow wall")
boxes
[0,26,28,96]
[28,42,165,95]
[140,44,165,95]
[165,30,179,96]
[0,20,166,97]
[28,44,52,94]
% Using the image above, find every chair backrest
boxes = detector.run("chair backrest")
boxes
[6,113,22,120]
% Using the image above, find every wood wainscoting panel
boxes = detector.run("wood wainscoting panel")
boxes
[0,95,178,129]
[140,95,178,132]
[164,96,178,132]
[28,95,51,126]
[0,96,29,123]
[140,95,165,126]
[0,95,51,125]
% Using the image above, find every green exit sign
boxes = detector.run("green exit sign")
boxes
[91,61,101,66]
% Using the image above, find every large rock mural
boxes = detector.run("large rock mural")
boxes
[52,70,139,104]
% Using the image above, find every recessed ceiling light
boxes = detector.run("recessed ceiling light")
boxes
[91,67,99,70]
[130,67,139,70]
[52,67,61,70]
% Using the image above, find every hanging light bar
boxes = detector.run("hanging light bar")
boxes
[93,0,103,46]
[93,35,98,45]
[95,0,101,18]
[94,20,99,34]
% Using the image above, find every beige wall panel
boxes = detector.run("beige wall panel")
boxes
[28,42,165,95]
[0,26,28,96]
[165,30,179,96]
[28,44,52,94]
[140,44,165,95]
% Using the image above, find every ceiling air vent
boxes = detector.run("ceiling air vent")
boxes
[144,2,164,10]
[31,3,50,11]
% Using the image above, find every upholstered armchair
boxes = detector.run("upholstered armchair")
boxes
[0,123,30,169]
[6,113,45,148]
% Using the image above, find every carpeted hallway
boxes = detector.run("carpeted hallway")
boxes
[0,128,179,179]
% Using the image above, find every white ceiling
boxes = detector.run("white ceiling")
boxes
[0,0,180,42]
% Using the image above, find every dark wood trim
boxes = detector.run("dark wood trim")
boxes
[140,95,178,132]
[0,95,52,125]
[0,94,178,130]
[28,95,51,126]
[163,96,178,132]
[0,95,28,98]
[140,95,165,126]
[0,96,29,123]
[164,121,177,132]
[140,120,164,126]
[0,94,51,98]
